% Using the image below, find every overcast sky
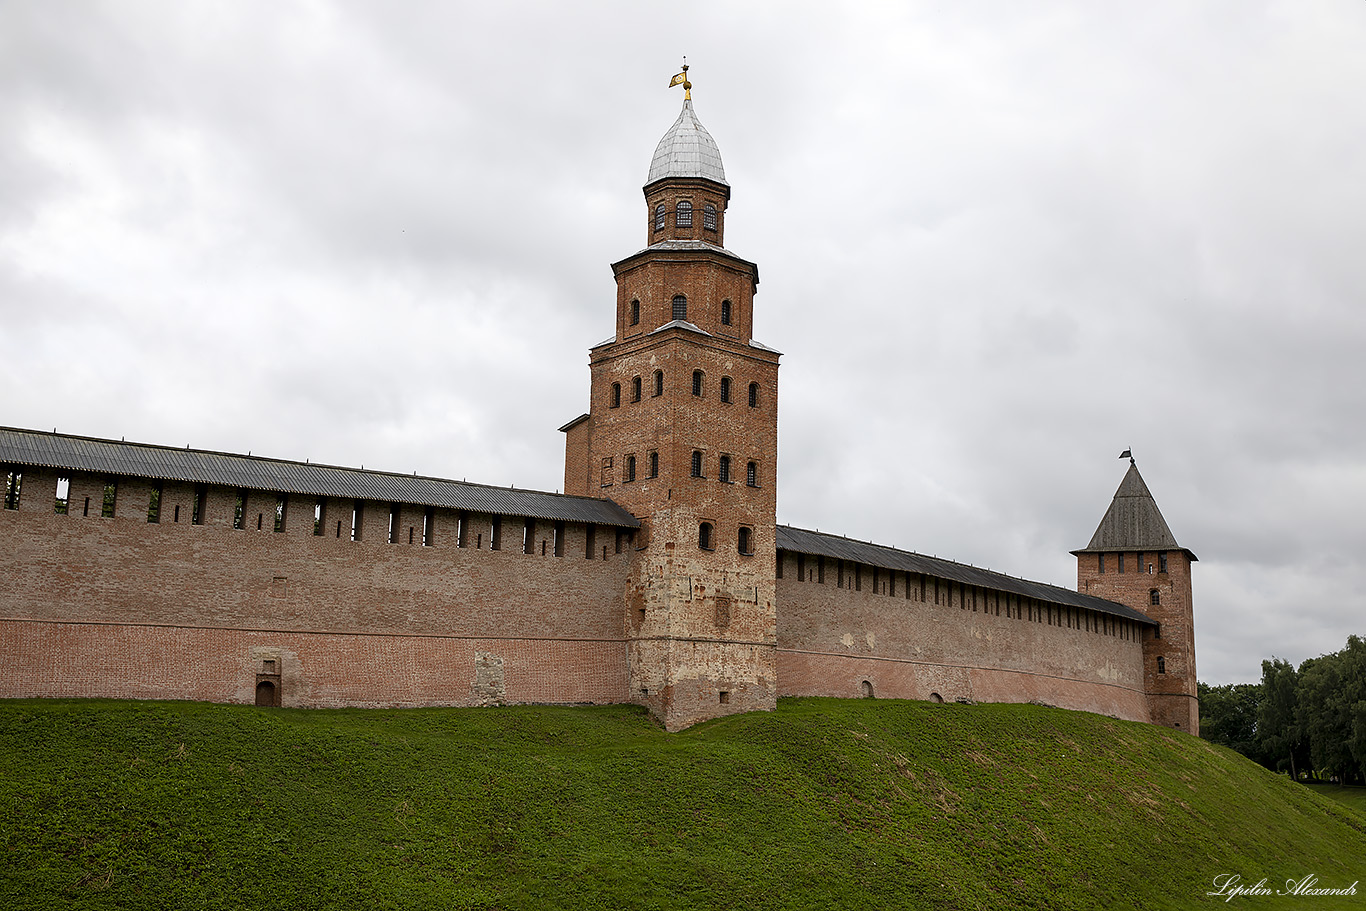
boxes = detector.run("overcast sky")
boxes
[4,1,1363,686]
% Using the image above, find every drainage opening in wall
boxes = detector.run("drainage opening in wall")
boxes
[718,691,730,705]
[929,692,944,704]
[861,680,874,699]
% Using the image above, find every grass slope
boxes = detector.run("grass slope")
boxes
[2,698,1363,910]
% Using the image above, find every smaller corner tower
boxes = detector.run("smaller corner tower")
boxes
[562,66,780,731]
[1073,457,1198,734]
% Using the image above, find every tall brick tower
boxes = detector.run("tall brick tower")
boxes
[561,73,780,730]
[1073,459,1198,734]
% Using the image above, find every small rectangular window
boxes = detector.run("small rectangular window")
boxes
[274,494,287,533]
[585,524,596,559]
[775,553,783,579]
[423,507,435,546]
[3,468,22,510]
[796,553,805,581]
[491,516,502,551]
[388,504,401,544]
[147,482,163,523]
[554,521,565,557]
[232,489,247,529]
[818,556,825,584]
[192,485,206,525]
[102,479,119,518]
[1098,553,1105,574]
[1159,552,1169,573]
[1118,552,1125,573]
[351,500,363,541]
[457,511,469,548]
[314,498,326,536]
[54,476,70,514]
[523,518,535,555]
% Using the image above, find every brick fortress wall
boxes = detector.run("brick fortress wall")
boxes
[0,467,633,707]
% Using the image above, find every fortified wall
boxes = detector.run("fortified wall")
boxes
[0,76,1196,732]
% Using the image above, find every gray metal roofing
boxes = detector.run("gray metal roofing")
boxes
[647,98,728,185]
[0,427,640,528]
[776,525,1156,625]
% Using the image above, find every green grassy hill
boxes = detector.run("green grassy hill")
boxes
[2,698,1362,910]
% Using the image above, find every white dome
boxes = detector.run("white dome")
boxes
[646,99,728,186]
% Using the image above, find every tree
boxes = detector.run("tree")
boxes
[1198,681,1262,762]
[1257,658,1310,778]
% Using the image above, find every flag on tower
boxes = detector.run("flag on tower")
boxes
[1119,449,1133,460]
[669,72,686,88]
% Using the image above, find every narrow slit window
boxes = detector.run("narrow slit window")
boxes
[423,508,434,546]
[274,494,287,533]
[632,376,642,402]
[192,485,206,525]
[388,504,401,544]
[626,455,636,482]
[630,299,640,326]
[1157,656,1166,674]
[720,376,732,403]
[553,521,565,557]
[233,489,248,529]
[55,476,70,514]
[648,451,659,479]
[748,383,759,408]
[610,383,621,408]
[147,482,163,524]
[350,500,363,541]
[313,498,326,536]
[102,479,119,518]
[585,524,596,559]
[523,518,535,555]
[491,516,502,551]
[718,455,731,483]
[692,370,703,396]
[691,450,703,478]
[653,370,664,397]
[3,468,22,510]
[458,511,469,548]
[721,299,732,326]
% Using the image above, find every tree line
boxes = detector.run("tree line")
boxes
[1199,634,1366,784]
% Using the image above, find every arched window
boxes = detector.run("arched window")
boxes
[721,299,732,326]
[1150,589,1160,606]
[676,200,692,227]
[692,370,703,396]
[1157,656,1166,674]
[746,461,758,487]
[690,450,703,478]
[610,383,621,408]
[719,455,731,483]
[720,376,732,403]
[703,204,717,231]
[630,299,640,326]
[861,680,874,699]
[648,451,659,478]
[672,295,687,321]
[654,204,665,230]
[738,525,752,555]
[698,521,713,550]
[632,376,642,402]
[748,382,759,407]
[653,370,664,396]
[626,455,636,483]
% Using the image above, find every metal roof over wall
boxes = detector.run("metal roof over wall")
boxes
[0,427,640,528]
[776,525,1156,625]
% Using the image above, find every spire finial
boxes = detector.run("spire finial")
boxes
[1119,448,1135,465]
[669,58,692,100]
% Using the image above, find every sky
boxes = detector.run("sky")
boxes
[3,1,1364,686]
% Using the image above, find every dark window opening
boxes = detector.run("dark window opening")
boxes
[458,511,469,548]
[255,680,278,707]
[350,500,363,541]
[388,504,401,544]
[776,553,784,579]
[632,376,642,402]
[423,508,435,546]
[586,524,596,559]
[630,299,640,326]
[698,521,713,550]
[626,455,636,483]
[1150,589,1160,606]
[672,295,687,322]
[703,203,717,231]
[1118,552,1125,573]
[192,485,206,525]
[718,690,730,705]
[861,680,874,699]
[1159,552,1169,573]
[676,200,692,227]
[102,479,119,519]
[1098,553,1105,573]
[1157,656,1166,674]
[147,482,163,524]
[818,556,825,584]
[721,299,732,326]
[718,455,731,483]
[2,468,20,510]
[55,476,70,514]
[653,370,664,396]
[654,204,665,230]
[256,513,263,530]
[274,494,286,533]
[523,518,535,555]
[720,376,732,403]
[314,498,326,536]
[491,516,502,551]
[746,461,758,487]
[797,554,806,580]
[610,383,621,408]
[83,496,90,516]
[648,451,659,478]
[692,369,703,396]
[553,521,565,557]
[691,450,703,478]
[738,525,753,555]
[232,489,248,529]
[748,382,759,407]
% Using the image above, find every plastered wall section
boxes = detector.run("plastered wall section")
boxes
[774,556,1150,722]
[0,469,633,707]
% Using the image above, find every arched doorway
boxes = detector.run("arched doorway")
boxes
[255,680,277,707]
[860,680,874,698]
[928,692,944,704]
